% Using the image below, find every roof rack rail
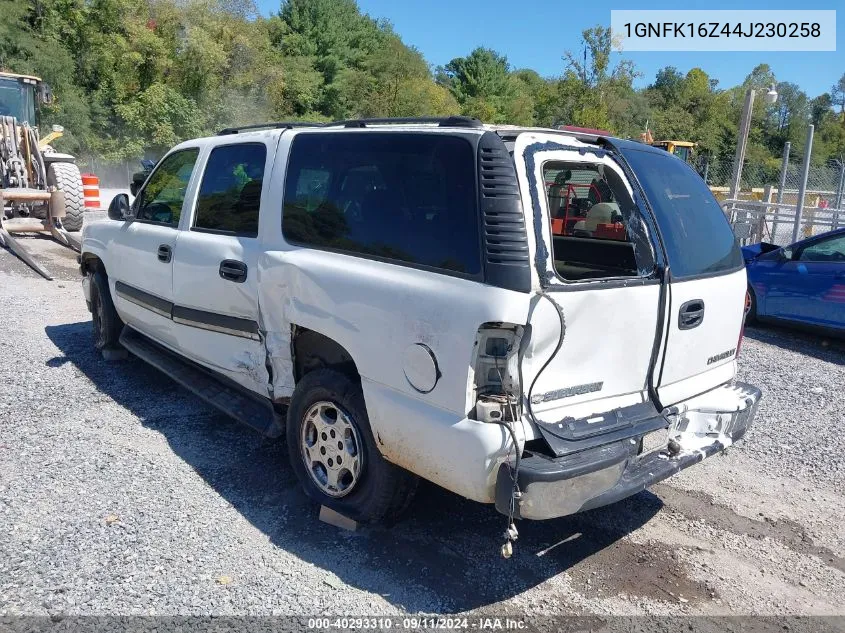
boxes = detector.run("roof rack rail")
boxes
[217,122,319,136]
[328,116,484,129]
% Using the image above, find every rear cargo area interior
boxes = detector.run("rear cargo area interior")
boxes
[544,160,640,280]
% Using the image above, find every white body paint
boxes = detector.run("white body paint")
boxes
[82,125,759,510]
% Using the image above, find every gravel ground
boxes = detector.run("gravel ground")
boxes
[1,224,844,621]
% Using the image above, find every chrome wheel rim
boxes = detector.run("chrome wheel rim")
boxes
[299,401,363,498]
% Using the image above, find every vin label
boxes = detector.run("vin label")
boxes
[610,10,836,51]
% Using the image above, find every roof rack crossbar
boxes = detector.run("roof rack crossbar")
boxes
[329,116,483,129]
[217,122,320,136]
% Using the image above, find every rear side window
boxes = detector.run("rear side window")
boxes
[193,143,266,237]
[621,148,743,279]
[282,132,480,275]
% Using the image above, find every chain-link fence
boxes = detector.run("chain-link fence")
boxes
[694,155,843,196]
[723,199,844,246]
[697,141,845,245]
[77,156,139,189]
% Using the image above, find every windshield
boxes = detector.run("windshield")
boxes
[0,78,37,124]
[620,147,742,279]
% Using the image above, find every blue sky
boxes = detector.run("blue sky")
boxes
[255,0,844,98]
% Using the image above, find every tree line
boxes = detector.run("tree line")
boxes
[1,0,844,175]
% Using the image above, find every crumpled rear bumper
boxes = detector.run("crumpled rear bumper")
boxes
[495,381,761,520]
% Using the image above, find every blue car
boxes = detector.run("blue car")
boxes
[742,227,845,336]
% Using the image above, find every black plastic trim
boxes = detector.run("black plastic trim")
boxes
[596,137,672,411]
[120,326,282,438]
[664,262,746,283]
[533,400,668,457]
[190,226,258,238]
[171,305,259,340]
[217,122,318,135]
[678,298,706,330]
[114,282,259,340]
[543,276,661,292]
[114,281,173,317]
[477,131,531,292]
[219,259,248,283]
[331,116,483,129]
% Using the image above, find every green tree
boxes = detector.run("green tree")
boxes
[831,72,845,114]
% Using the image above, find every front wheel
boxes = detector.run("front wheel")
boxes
[90,271,124,350]
[287,369,417,523]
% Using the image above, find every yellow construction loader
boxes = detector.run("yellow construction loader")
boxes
[650,140,696,164]
[0,70,83,279]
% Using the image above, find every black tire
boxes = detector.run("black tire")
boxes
[90,270,124,350]
[47,162,84,232]
[287,368,418,523]
[746,285,758,324]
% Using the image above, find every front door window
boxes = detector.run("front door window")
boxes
[134,149,200,227]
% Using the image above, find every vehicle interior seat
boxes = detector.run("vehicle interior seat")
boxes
[547,170,571,218]
[584,202,619,233]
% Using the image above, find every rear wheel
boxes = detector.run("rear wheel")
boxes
[47,162,84,232]
[287,369,418,523]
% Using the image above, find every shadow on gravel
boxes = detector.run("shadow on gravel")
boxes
[745,325,845,365]
[46,321,662,613]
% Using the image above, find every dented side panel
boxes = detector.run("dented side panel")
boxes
[256,248,532,496]
[256,247,530,413]
[170,228,270,395]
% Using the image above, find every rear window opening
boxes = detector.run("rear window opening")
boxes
[543,160,641,281]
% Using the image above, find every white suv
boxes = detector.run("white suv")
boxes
[80,117,761,528]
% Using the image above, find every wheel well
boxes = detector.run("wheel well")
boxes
[81,254,105,275]
[292,328,359,383]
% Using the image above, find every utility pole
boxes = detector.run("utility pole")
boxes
[772,141,790,240]
[730,85,779,202]
[833,159,844,229]
[729,89,755,201]
[792,125,814,243]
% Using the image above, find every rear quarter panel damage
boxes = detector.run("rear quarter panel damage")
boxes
[256,247,533,502]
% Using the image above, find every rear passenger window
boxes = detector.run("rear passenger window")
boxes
[282,132,480,275]
[543,161,641,281]
[193,143,266,237]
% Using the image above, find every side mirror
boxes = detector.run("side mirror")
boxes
[107,194,131,221]
[37,83,53,105]
[781,248,794,261]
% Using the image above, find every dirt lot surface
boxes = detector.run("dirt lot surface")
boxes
[1,222,844,623]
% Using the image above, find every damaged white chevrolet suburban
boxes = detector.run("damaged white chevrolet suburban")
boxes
[80,117,761,537]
